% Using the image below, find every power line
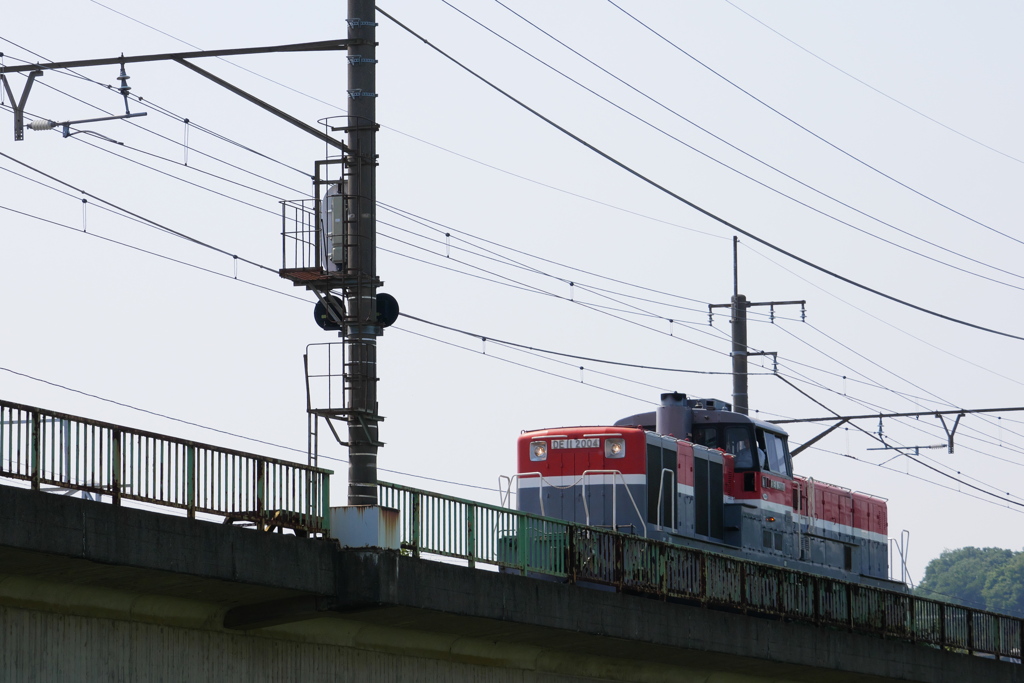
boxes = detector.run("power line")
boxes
[392,325,655,405]
[380,202,716,310]
[0,199,308,304]
[377,6,1024,343]
[476,0,1024,290]
[378,220,717,322]
[722,0,1024,167]
[401,313,757,376]
[741,241,1024,389]
[0,151,275,273]
[606,1,1024,250]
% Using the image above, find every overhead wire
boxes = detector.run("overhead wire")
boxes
[606,0,1024,250]
[392,326,654,404]
[0,199,309,304]
[377,220,720,323]
[722,0,1024,167]
[401,313,757,376]
[376,6,1024,343]
[740,241,1024,388]
[0,150,276,273]
[379,202,716,311]
[444,0,1024,293]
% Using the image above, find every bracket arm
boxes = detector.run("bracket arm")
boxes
[2,70,42,141]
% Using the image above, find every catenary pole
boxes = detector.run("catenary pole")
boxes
[344,0,380,506]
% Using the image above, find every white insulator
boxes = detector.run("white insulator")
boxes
[28,119,57,131]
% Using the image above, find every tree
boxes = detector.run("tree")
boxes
[982,551,1024,616]
[915,546,1024,616]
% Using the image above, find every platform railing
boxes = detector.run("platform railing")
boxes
[378,481,1023,661]
[0,400,332,535]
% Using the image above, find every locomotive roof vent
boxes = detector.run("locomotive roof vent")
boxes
[687,397,732,412]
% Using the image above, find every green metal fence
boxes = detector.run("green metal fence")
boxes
[379,481,1023,661]
[0,400,332,534]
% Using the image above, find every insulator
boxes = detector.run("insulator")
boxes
[28,119,57,131]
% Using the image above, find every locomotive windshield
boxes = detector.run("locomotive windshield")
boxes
[693,423,792,476]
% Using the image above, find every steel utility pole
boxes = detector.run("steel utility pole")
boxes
[343,0,380,506]
[710,237,805,415]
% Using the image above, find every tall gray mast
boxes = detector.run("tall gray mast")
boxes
[343,0,380,506]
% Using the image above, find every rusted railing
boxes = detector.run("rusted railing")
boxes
[379,481,1023,661]
[0,400,332,535]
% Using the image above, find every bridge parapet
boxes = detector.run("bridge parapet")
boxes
[380,481,1024,662]
[0,399,332,534]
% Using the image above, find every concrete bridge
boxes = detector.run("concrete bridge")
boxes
[1,483,1020,683]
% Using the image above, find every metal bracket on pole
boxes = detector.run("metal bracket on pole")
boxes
[791,418,850,457]
[311,288,347,331]
[1,70,42,141]
[937,412,963,454]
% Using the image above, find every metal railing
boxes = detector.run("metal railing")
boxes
[281,198,320,271]
[379,481,1023,661]
[0,400,332,535]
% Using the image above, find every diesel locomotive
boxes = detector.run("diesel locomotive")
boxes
[513,392,898,587]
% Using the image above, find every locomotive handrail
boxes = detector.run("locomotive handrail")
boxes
[0,399,332,535]
[499,471,545,515]
[378,480,1024,663]
[579,469,647,538]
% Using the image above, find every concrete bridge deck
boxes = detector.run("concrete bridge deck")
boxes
[1,484,1020,682]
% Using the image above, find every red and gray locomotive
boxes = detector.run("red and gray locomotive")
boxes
[514,392,895,587]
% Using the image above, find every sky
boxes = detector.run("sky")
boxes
[2,1,1024,585]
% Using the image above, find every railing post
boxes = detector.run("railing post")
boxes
[967,610,974,655]
[111,430,122,506]
[813,575,821,626]
[466,504,476,570]
[567,525,577,584]
[615,534,624,591]
[516,513,526,572]
[1018,617,1023,663]
[256,459,266,529]
[411,491,421,559]
[186,446,196,519]
[30,412,40,491]
[699,551,707,606]
[739,561,748,614]
[908,596,916,643]
[321,472,331,534]
[658,543,667,600]
[939,602,946,650]
[847,583,854,631]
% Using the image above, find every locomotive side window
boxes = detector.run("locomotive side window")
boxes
[766,430,792,477]
[754,428,791,476]
[725,426,755,470]
[693,426,718,450]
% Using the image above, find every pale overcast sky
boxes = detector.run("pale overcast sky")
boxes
[2,1,1023,583]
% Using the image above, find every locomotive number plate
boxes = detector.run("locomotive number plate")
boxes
[551,438,600,449]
